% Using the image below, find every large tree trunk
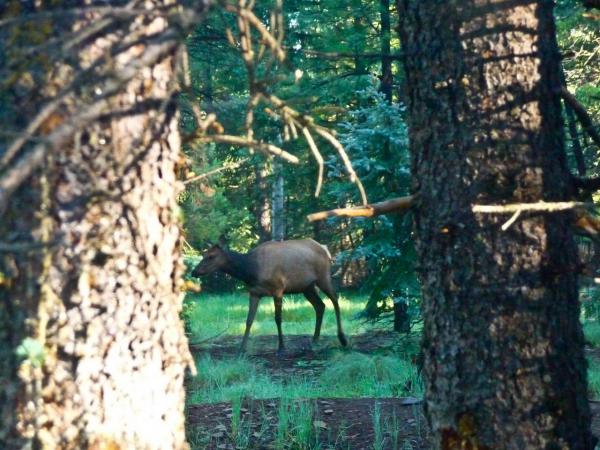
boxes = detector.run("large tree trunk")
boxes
[0,4,197,449]
[397,1,594,448]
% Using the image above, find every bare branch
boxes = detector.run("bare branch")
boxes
[301,127,324,197]
[313,127,368,205]
[472,201,585,214]
[194,135,299,163]
[183,158,249,185]
[262,93,368,204]
[307,196,413,222]
[224,4,286,62]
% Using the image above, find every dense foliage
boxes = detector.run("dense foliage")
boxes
[181,0,598,325]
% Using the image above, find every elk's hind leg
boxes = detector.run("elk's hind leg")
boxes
[317,279,348,347]
[303,286,326,344]
[273,296,285,356]
[240,294,260,354]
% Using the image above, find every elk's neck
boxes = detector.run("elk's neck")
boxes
[223,250,258,285]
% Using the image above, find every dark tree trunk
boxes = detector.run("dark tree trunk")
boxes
[353,16,367,75]
[0,3,197,448]
[397,1,593,448]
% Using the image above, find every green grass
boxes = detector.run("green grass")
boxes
[184,291,419,407]
[185,291,600,447]
[184,292,370,343]
[187,351,422,404]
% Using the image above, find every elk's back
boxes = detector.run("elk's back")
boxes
[250,239,331,294]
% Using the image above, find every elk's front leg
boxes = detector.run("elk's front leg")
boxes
[273,296,285,356]
[240,294,260,353]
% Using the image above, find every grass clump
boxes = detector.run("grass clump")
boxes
[319,352,423,398]
[187,356,271,404]
[275,398,320,450]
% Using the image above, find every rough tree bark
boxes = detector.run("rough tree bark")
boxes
[397,0,594,448]
[0,2,201,449]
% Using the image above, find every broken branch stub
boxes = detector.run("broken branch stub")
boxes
[307,196,413,222]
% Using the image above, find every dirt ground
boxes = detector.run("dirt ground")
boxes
[188,397,428,449]
[187,334,600,449]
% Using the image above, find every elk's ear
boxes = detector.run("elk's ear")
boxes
[217,234,228,248]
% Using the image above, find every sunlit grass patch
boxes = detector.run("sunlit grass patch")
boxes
[319,352,423,398]
[187,355,317,404]
[184,292,369,343]
[187,351,423,405]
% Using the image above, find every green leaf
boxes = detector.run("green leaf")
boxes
[16,337,46,367]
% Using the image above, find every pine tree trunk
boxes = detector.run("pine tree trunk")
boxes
[253,161,272,242]
[272,162,285,241]
[397,1,594,448]
[1,4,197,449]
[379,0,393,102]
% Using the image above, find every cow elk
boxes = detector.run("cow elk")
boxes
[192,239,347,355]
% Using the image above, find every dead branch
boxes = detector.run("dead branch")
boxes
[561,87,600,149]
[210,3,366,204]
[472,201,586,214]
[301,127,324,197]
[183,158,249,185]
[224,4,286,62]
[263,93,368,204]
[307,196,413,222]
[313,126,368,205]
[193,135,299,163]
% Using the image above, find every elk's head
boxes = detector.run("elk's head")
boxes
[192,244,228,277]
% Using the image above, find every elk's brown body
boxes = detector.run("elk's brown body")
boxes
[192,239,347,354]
